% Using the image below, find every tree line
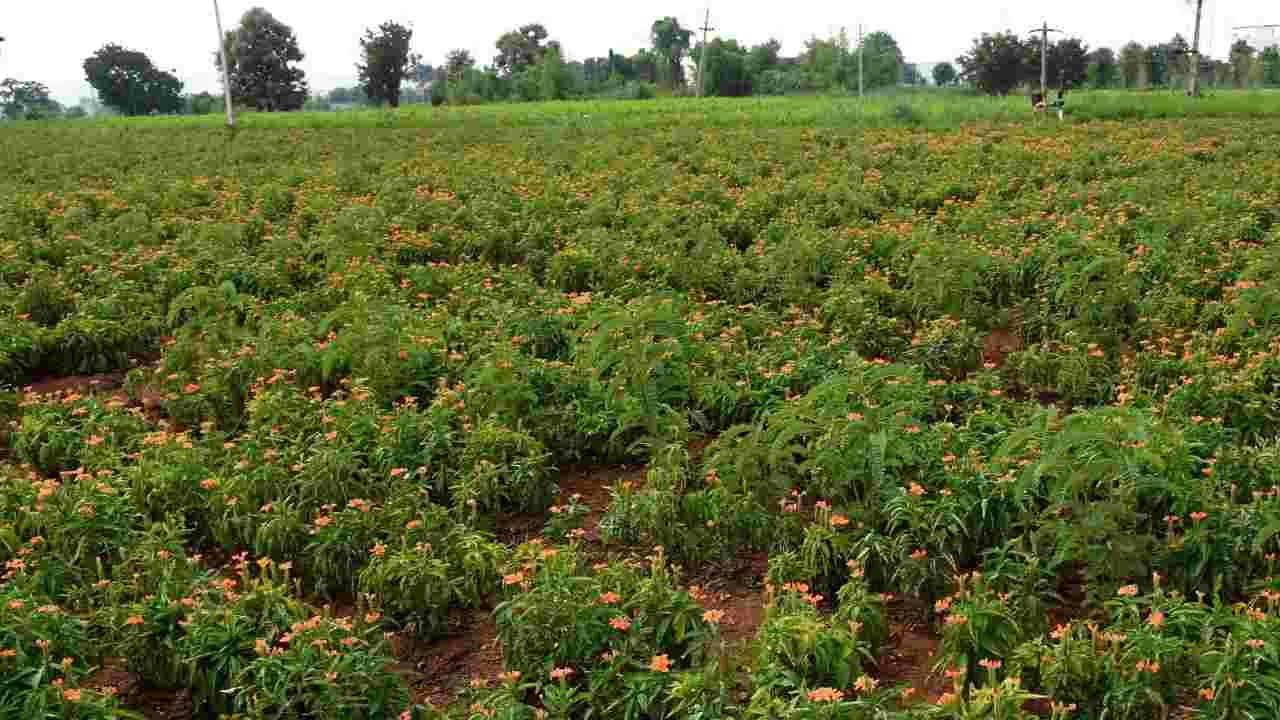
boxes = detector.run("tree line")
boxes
[957,31,1280,95]
[3,7,1280,119]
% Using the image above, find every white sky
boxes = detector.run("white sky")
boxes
[1,0,1275,104]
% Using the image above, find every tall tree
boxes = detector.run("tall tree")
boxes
[358,21,419,107]
[803,30,853,90]
[932,61,958,86]
[957,32,1029,95]
[220,7,308,111]
[83,44,183,116]
[538,44,568,100]
[650,17,693,88]
[1119,42,1146,88]
[494,24,551,76]
[445,49,476,82]
[747,39,781,78]
[0,78,60,120]
[1048,38,1089,88]
[1167,34,1192,88]
[696,38,752,96]
[1263,47,1280,86]
[1087,47,1118,88]
[630,48,660,84]
[858,31,905,89]
[1230,39,1256,88]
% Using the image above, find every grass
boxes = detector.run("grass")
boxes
[13,88,1280,132]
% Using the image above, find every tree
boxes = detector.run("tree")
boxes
[186,91,220,115]
[858,31,904,89]
[803,30,853,91]
[1119,42,1146,88]
[0,78,60,120]
[1230,39,1256,88]
[1263,47,1280,86]
[358,21,418,107]
[1167,34,1192,88]
[957,32,1029,95]
[445,49,475,82]
[1087,47,1117,88]
[696,38,752,96]
[932,61,958,86]
[430,67,448,106]
[538,44,568,100]
[630,49,660,85]
[1048,38,1089,88]
[747,39,782,78]
[83,44,183,116]
[494,23,551,76]
[220,7,308,111]
[650,17,693,88]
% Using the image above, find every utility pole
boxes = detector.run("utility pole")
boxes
[695,9,714,98]
[1187,0,1205,96]
[1029,22,1062,95]
[855,23,865,98]
[212,0,235,127]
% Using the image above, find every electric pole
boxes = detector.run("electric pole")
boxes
[212,0,235,127]
[1187,0,1205,97]
[858,24,864,98]
[1029,22,1062,95]
[695,9,714,98]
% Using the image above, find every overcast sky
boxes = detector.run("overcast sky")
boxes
[1,0,1275,104]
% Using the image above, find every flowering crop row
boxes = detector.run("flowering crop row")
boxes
[2,116,1280,718]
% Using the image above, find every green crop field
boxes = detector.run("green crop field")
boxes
[3,96,1280,719]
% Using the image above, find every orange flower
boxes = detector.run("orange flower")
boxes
[978,658,1002,671]
[63,689,82,702]
[1199,688,1215,701]
[830,514,850,528]
[598,592,622,605]
[1190,511,1208,523]
[125,616,144,626]
[371,543,386,557]
[1246,639,1266,650]
[650,654,672,673]
[911,548,928,560]
[807,687,844,703]
[609,616,632,631]
[909,483,927,497]
[549,667,574,681]
[1148,610,1166,628]
[703,609,725,624]
[502,572,525,586]
[1117,585,1139,597]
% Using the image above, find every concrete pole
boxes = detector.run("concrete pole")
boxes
[213,0,236,127]
[1189,0,1204,96]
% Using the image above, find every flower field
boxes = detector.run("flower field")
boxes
[3,108,1280,719]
